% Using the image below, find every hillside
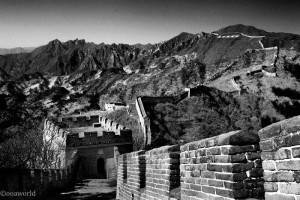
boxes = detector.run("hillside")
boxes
[1,24,300,149]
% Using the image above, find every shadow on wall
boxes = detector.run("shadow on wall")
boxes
[117,129,264,200]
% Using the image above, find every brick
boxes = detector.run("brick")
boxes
[221,145,258,155]
[181,195,191,200]
[265,193,296,200]
[181,145,189,152]
[264,171,294,182]
[207,164,223,172]
[246,168,264,177]
[190,184,202,191]
[195,191,208,199]
[215,172,247,181]
[245,151,261,160]
[260,140,274,151]
[201,171,215,179]
[216,188,248,198]
[279,182,300,195]
[206,194,225,200]
[250,187,265,198]
[276,160,300,170]
[274,148,291,160]
[189,151,196,158]
[292,147,300,158]
[224,181,243,190]
[195,164,207,171]
[208,179,224,187]
[196,149,206,157]
[216,130,259,146]
[254,159,262,168]
[258,121,282,140]
[207,147,221,155]
[191,170,201,177]
[261,151,275,160]
[264,182,278,192]
[294,172,300,183]
[188,143,198,151]
[207,138,217,147]
[202,185,216,194]
[262,160,276,170]
[289,134,300,146]
[220,162,254,173]
[200,178,208,185]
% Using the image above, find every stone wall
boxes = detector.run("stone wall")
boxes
[117,145,180,200]
[0,159,81,197]
[60,115,99,128]
[43,119,68,168]
[117,130,264,200]
[180,130,263,200]
[66,129,132,148]
[258,115,300,200]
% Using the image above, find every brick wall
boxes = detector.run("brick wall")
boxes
[180,130,264,200]
[258,115,300,200]
[117,130,264,200]
[117,145,180,200]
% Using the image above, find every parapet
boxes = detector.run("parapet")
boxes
[66,129,132,148]
[117,129,263,200]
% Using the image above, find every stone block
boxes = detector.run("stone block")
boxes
[264,171,294,182]
[279,182,300,195]
[264,182,278,192]
[221,145,258,155]
[215,172,247,181]
[261,151,275,160]
[262,160,276,170]
[246,168,264,177]
[292,147,300,158]
[190,184,202,191]
[276,160,300,170]
[223,181,243,190]
[260,140,274,151]
[245,152,261,160]
[207,147,221,155]
[201,171,215,179]
[216,130,260,146]
[202,185,216,194]
[274,148,291,160]
[208,179,224,188]
[265,193,295,200]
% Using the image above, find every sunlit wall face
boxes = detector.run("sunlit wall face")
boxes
[0,0,299,48]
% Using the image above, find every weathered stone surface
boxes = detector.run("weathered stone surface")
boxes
[276,160,300,171]
[264,182,278,192]
[216,130,260,146]
[264,171,295,182]
[258,115,300,141]
[265,192,296,200]
[262,160,276,171]
[279,182,300,195]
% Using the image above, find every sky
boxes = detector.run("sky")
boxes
[0,0,300,48]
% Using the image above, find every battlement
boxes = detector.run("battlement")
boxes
[44,119,69,139]
[99,116,127,134]
[66,129,132,148]
[59,115,100,128]
[117,130,263,200]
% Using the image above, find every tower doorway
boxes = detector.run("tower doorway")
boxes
[97,157,107,179]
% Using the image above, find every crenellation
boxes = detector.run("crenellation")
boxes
[42,112,133,181]
[117,130,264,200]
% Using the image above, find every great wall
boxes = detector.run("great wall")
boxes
[2,77,300,199]
[116,115,300,200]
